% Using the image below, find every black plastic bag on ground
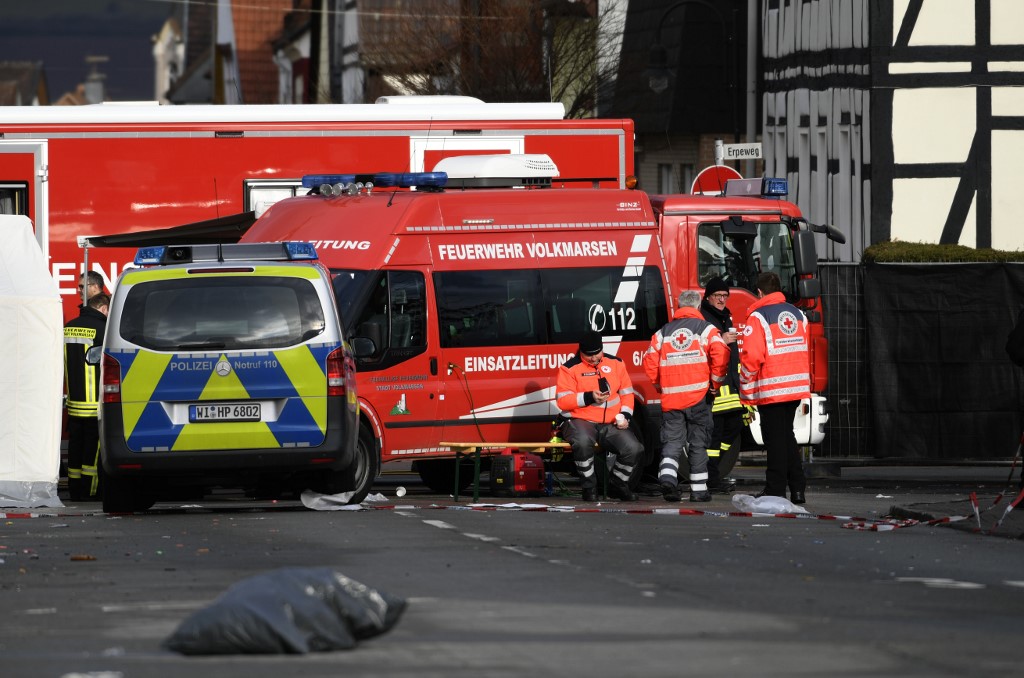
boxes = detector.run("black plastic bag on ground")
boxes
[162,567,406,655]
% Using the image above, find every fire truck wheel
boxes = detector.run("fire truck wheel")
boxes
[102,475,155,514]
[416,459,474,495]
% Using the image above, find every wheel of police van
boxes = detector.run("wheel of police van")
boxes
[102,475,155,514]
[312,424,379,503]
[416,458,474,495]
[340,423,380,504]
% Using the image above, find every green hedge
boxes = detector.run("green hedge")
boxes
[862,241,1024,263]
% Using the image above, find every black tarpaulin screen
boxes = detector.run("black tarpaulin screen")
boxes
[864,263,1024,460]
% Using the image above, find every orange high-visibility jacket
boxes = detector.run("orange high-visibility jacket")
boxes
[556,352,635,425]
[739,291,812,405]
[643,307,729,412]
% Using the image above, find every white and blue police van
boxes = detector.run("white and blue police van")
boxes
[95,242,363,513]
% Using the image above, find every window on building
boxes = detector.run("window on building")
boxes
[658,164,675,194]
[680,164,695,194]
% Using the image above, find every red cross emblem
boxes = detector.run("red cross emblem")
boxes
[778,311,798,336]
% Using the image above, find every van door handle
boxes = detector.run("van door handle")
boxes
[430,357,438,376]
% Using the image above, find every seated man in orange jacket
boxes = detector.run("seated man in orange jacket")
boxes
[556,331,643,502]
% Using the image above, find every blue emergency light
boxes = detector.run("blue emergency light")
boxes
[301,171,448,191]
[372,172,447,188]
[133,241,318,266]
[284,241,318,260]
[761,177,789,197]
[134,246,167,265]
[723,177,790,199]
[302,174,357,189]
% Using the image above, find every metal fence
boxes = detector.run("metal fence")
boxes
[818,263,871,459]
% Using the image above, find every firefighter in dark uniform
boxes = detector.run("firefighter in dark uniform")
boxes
[64,292,109,501]
[699,277,749,492]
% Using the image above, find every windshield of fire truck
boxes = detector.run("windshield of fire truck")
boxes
[697,221,797,296]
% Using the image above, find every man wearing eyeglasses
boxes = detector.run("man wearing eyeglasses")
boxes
[700,277,746,493]
[77,271,105,307]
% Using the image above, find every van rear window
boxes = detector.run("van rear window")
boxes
[119,277,326,351]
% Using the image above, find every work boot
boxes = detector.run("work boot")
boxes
[689,490,712,502]
[608,480,638,502]
[660,482,681,503]
[582,487,598,502]
[713,476,737,493]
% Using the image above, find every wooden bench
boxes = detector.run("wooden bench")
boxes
[439,441,608,502]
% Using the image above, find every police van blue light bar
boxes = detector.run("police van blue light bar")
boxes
[284,241,318,260]
[134,242,318,266]
[134,246,168,265]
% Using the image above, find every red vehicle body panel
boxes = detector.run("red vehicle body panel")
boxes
[0,103,633,322]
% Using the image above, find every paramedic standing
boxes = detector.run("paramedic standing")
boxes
[556,330,643,502]
[63,292,109,501]
[739,272,811,504]
[699,277,747,492]
[644,290,729,502]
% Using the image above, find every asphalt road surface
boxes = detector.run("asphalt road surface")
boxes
[1,470,1022,678]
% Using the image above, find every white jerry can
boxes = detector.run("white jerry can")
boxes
[748,394,829,446]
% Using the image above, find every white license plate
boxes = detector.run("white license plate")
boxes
[189,403,261,423]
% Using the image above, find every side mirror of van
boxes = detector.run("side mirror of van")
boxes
[85,346,103,366]
[351,337,377,358]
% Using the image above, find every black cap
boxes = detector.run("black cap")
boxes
[703,277,730,298]
[579,331,604,356]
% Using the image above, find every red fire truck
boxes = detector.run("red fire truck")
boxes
[241,157,844,498]
[0,98,634,322]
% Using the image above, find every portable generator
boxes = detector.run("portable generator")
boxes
[489,450,545,497]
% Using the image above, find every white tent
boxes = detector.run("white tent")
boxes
[0,215,63,507]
